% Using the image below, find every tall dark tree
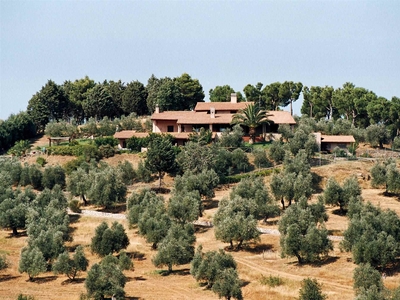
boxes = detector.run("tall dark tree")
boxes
[262,82,282,110]
[145,135,176,188]
[121,80,148,115]
[174,73,205,110]
[156,79,184,111]
[63,76,96,124]
[105,80,126,117]
[280,81,303,116]
[333,83,371,127]
[367,96,390,125]
[27,80,70,132]
[301,86,336,120]
[146,74,163,113]
[243,82,264,105]
[209,85,243,102]
[389,96,400,136]
[83,84,115,120]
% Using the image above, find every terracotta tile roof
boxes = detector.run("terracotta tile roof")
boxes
[267,111,296,125]
[151,111,233,125]
[194,102,253,111]
[321,135,355,143]
[178,112,233,124]
[151,111,195,120]
[114,131,148,139]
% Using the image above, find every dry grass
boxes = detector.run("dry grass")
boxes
[1,155,399,299]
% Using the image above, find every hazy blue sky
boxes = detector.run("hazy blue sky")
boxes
[1,0,399,120]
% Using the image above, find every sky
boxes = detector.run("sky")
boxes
[1,0,399,121]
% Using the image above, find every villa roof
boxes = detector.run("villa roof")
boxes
[114,131,148,139]
[151,111,195,121]
[267,111,296,125]
[194,102,252,111]
[321,135,355,143]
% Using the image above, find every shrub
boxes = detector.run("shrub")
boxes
[94,137,119,147]
[260,275,283,287]
[332,146,347,157]
[0,254,9,270]
[63,157,87,175]
[253,148,272,168]
[126,136,150,152]
[98,144,115,158]
[69,199,81,213]
[298,278,327,300]
[17,295,35,300]
[136,160,152,183]
[7,140,31,157]
[36,157,47,167]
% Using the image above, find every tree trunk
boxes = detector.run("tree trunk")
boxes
[296,253,303,264]
[158,171,162,189]
[290,99,293,116]
[230,240,233,250]
[236,239,243,251]
[152,243,157,250]
[81,194,88,206]
[281,198,285,210]
[12,227,18,236]
[168,264,172,273]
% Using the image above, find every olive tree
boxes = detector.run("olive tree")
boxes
[212,268,243,300]
[214,196,260,250]
[230,177,279,222]
[91,222,129,257]
[322,176,361,213]
[52,245,88,280]
[18,246,47,281]
[278,200,332,264]
[152,223,196,273]
[85,255,127,300]
[341,202,400,269]
[191,246,237,288]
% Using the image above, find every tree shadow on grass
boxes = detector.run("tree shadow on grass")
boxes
[157,268,191,277]
[194,226,211,234]
[61,277,85,285]
[203,199,219,210]
[381,259,400,277]
[129,251,146,261]
[309,256,340,267]
[241,280,251,288]
[125,297,141,300]
[6,231,27,239]
[0,274,21,282]
[31,275,58,284]
[68,214,81,224]
[331,209,347,216]
[98,203,126,214]
[244,243,274,254]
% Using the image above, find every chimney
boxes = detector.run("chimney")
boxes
[155,104,160,113]
[210,107,215,118]
[231,93,237,103]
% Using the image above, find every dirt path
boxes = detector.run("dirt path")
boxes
[234,257,353,293]
[77,209,344,240]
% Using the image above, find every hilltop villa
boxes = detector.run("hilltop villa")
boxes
[114,94,296,147]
